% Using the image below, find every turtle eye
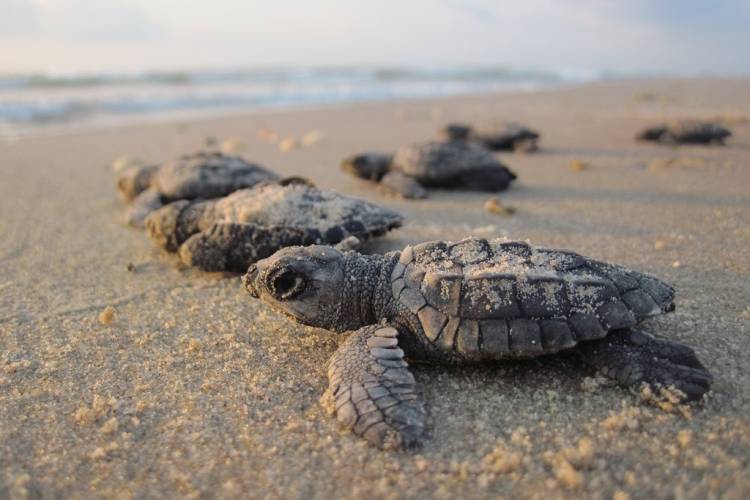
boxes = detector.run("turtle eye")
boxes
[270,269,306,300]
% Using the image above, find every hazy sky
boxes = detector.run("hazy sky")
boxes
[0,0,748,75]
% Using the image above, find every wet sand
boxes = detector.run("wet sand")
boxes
[1,78,749,499]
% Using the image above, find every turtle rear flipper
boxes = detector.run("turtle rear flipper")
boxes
[578,329,712,402]
[327,325,425,450]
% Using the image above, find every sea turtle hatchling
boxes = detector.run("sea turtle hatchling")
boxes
[116,150,279,227]
[244,237,713,449]
[442,122,541,152]
[145,179,403,273]
[341,140,516,199]
[636,120,732,145]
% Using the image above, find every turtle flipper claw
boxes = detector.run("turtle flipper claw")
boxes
[578,329,712,402]
[327,325,425,449]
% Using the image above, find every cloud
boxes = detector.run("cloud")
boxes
[0,0,748,74]
[0,0,162,43]
[0,0,41,35]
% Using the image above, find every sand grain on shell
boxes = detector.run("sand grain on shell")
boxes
[214,183,398,233]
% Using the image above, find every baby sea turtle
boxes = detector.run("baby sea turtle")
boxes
[145,179,403,273]
[341,141,516,199]
[117,150,279,227]
[636,120,731,145]
[442,122,540,152]
[244,237,712,449]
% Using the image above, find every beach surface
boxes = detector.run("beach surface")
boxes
[1,78,749,499]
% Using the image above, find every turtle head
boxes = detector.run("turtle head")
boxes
[244,245,347,330]
[340,153,392,181]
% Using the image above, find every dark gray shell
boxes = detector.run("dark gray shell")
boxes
[211,183,403,243]
[637,121,731,144]
[155,151,279,200]
[390,141,509,185]
[390,238,675,359]
[442,122,540,151]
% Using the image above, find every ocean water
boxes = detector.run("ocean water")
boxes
[0,67,598,138]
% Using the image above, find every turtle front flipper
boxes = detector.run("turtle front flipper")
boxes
[179,222,308,273]
[578,329,712,402]
[327,325,425,450]
[125,187,164,228]
[341,153,392,181]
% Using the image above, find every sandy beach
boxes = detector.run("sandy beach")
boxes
[1,78,749,499]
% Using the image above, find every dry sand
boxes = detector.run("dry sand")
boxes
[1,78,749,499]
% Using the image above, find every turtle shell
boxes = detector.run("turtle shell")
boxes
[212,183,403,244]
[155,151,279,200]
[638,121,731,144]
[473,122,540,150]
[442,122,539,150]
[390,237,675,359]
[390,141,506,185]
[663,121,731,144]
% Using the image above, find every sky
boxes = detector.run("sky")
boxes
[0,0,748,75]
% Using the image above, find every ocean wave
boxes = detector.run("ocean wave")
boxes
[0,66,600,135]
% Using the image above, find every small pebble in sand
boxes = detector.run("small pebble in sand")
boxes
[672,260,681,268]
[613,490,631,500]
[554,459,583,488]
[187,339,202,354]
[257,128,278,143]
[73,406,95,425]
[301,130,323,146]
[561,438,596,469]
[677,429,693,448]
[126,262,135,272]
[98,306,116,325]
[569,159,588,172]
[278,137,299,152]
[484,197,516,216]
[654,240,667,251]
[100,417,118,434]
[90,442,118,461]
[482,445,523,474]
[221,139,245,154]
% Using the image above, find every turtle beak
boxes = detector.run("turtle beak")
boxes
[243,265,260,298]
